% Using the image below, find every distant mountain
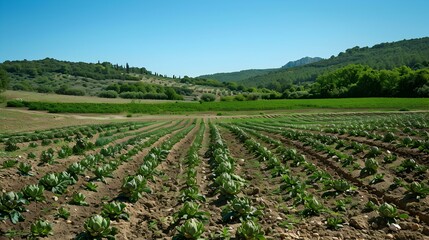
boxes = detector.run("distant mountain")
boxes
[281,57,323,69]
[239,37,429,88]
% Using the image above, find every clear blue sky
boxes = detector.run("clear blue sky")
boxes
[1,0,428,77]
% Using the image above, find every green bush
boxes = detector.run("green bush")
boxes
[200,93,216,102]
[98,90,118,98]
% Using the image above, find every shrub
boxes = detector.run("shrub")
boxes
[200,93,216,102]
[98,90,118,98]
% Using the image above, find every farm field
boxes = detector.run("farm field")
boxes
[1,111,428,239]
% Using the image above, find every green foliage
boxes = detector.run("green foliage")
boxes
[2,159,18,168]
[241,37,429,91]
[70,192,89,206]
[55,207,70,220]
[378,203,408,223]
[363,200,378,212]
[73,135,94,155]
[121,175,151,202]
[200,93,216,102]
[174,201,209,222]
[101,202,129,221]
[222,197,262,222]
[106,82,184,100]
[82,215,118,239]
[1,58,144,81]
[404,182,429,199]
[360,158,379,176]
[0,67,10,91]
[326,216,344,230]
[5,140,19,151]
[180,186,206,202]
[98,90,118,98]
[174,218,205,240]
[301,196,324,217]
[235,219,265,240]
[0,191,28,224]
[22,184,45,202]
[40,148,55,164]
[39,172,74,194]
[17,162,32,176]
[30,219,53,238]
[85,182,98,192]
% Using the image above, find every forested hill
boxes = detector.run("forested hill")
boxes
[240,37,429,88]
[198,68,276,83]
[199,56,323,82]
[0,58,151,80]
[281,57,323,68]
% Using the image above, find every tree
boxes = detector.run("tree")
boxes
[126,63,130,73]
[0,68,10,92]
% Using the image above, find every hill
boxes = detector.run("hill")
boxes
[199,68,276,83]
[281,56,323,68]
[199,56,323,82]
[240,37,429,89]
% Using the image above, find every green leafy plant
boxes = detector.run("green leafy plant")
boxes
[369,173,385,185]
[222,197,262,222]
[54,207,70,220]
[121,175,151,202]
[58,145,72,158]
[67,162,85,178]
[326,216,344,230]
[378,203,408,223]
[235,219,265,240]
[220,179,245,198]
[174,218,205,240]
[22,184,45,202]
[363,200,378,212]
[5,140,19,152]
[301,196,324,217]
[70,192,89,206]
[360,158,378,176]
[180,187,206,202]
[85,182,98,192]
[0,191,28,224]
[212,227,231,240]
[29,219,53,238]
[396,158,427,174]
[174,201,209,223]
[382,132,396,143]
[41,139,52,146]
[39,173,72,194]
[28,152,37,159]
[323,179,356,197]
[404,182,429,199]
[365,146,381,158]
[383,152,397,163]
[101,201,129,221]
[82,215,118,239]
[94,165,114,183]
[2,159,18,168]
[334,199,347,212]
[40,148,55,164]
[17,162,33,176]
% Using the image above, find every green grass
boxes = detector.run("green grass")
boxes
[6,98,429,114]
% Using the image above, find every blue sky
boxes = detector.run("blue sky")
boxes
[1,0,428,77]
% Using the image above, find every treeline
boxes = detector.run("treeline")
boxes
[98,82,184,100]
[313,64,429,98]
[0,58,151,80]
[241,37,429,88]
